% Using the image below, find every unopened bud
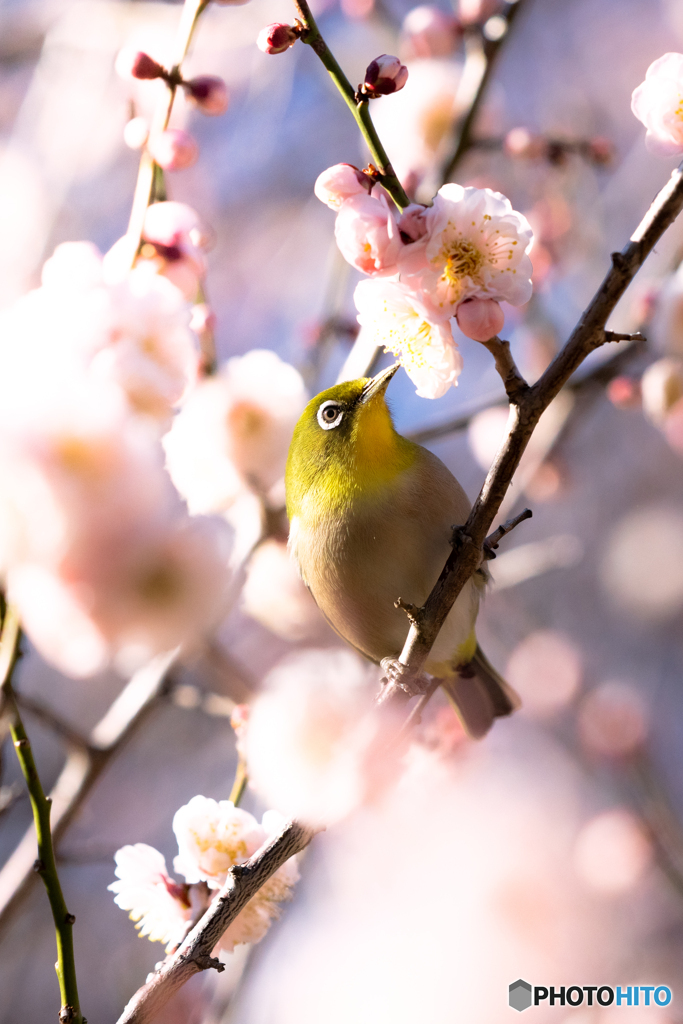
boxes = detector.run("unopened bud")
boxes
[456,297,505,342]
[123,116,149,150]
[184,75,229,115]
[362,54,409,97]
[606,375,641,409]
[148,129,199,171]
[314,163,374,210]
[257,23,299,55]
[400,6,462,60]
[115,48,165,81]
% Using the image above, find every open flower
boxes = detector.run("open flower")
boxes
[109,844,192,952]
[334,192,402,276]
[631,52,683,156]
[400,184,534,316]
[354,278,463,398]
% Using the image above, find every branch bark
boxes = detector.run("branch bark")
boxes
[115,820,315,1024]
[378,159,683,705]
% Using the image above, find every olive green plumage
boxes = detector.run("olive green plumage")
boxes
[285,364,519,738]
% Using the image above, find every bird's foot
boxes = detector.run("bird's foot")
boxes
[379,658,425,698]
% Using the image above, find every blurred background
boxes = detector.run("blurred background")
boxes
[1,0,683,1019]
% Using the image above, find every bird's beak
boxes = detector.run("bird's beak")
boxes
[359,362,400,404]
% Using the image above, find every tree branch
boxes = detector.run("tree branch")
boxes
[378,158,683,704]
[291,0,409,210]
[115,820,316,1024]
[0,608,84,1024]
[480,335,530,402]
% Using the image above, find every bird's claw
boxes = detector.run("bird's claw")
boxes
[380,658,424,697]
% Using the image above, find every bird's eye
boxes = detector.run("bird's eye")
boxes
[317,401,344,430]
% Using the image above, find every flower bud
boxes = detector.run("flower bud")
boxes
[123,116,149,150]
[400,6,462,60]
[184,75,229,116]
[456,297,505,342]
[314,163,374,210]
[148,129,199,171]
[606,375,641,409]
[587,136,614,166]
[115,48,165,81]
[257,23,299,55]
[397,203,428,242]
[362,54,409,97]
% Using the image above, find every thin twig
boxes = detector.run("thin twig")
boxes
[483,508,533,559]
[480,335,530,402]
[292,0,409,210]
[377,159,683,704]
[0,609,84,1024]
[115,820,316,1024]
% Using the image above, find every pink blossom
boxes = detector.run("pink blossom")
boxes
[397,203,428,242]
[400,6,461,60]
[455,296,505,341]
[354,277,462,398]
[334,192,402,276]
[362,55,409,98]
[257,23,299,55]
[148,129,198,171]
[399,183,534,316]
[184,75,229,116]
[631,52,683,156]
[314,163,374,211]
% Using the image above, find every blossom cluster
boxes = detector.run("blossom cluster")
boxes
[315,168,534,398]
[110,796,299,953]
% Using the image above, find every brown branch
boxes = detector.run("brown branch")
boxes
[480,335,530,402]
[378,158,683,705]
[115,820,315,1024]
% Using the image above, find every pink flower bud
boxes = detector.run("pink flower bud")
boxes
[362,54,409,97]
[257,23,299,55]
[123,116,149,150]
[455,297,505,342]
[115,48,165,81]
[400,6,462,60]
[148,129,199,171]
[314,163,374,210]
[397,203,428,242]
[606,376,641,409]
[587,136,614,166]
[184,75,229,116]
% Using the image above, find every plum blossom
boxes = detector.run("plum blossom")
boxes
[650,261,683,356]
[163,350,308,513]
[641,356,683,426]
[631,52,683,156]
[109,844,192,952]
[240,537,326,641]
[246,649,401,826]
[314,163,374,211]
[399,184,534,316]
[334,192,402,276]
[110,801,300,955]
[400,6,462,61]
[354,278,463,398]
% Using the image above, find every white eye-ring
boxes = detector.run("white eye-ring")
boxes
[317,400,344,430]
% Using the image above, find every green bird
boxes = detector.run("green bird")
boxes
[285,362,520,738]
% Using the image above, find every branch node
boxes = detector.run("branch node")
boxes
[65,913,76,925]
[393,597,424,628]
[33,858,45,873]
[190,953,225,973]
[603,330,646,344]
[483,508,533,559]
[13,737,28,749]
[59,1006,76,1023]
[610,250,630,271]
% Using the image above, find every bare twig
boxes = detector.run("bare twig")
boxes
[1,608,84,1024]
[378,160,683,704]
[115,820,315,1024]
[483,508,533,559]
[480,336,530,402]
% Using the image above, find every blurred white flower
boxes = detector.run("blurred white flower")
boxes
[172,796,300,952]
[109,843,192,952]
[641,357,683,426]
[649,263,683,356]
[574,810,652,894]
[400,184,534,315]
[400,6,462,61]
[631,52,683,156]
[354,278,462,398]
[578,681,649,758]
[241,538,325,641]
[246,648,398,826]
[506,629,582,716]
[163,349,308,513]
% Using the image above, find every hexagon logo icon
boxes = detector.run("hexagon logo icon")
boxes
[509,979,532,1012]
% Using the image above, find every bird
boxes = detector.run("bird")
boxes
[285,361,520,738]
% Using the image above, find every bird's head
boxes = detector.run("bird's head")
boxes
[286,362,414,519]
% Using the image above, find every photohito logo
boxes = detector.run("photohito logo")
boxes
[508,980,672,1012]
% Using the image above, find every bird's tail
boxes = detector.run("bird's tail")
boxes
[441,643,521,739]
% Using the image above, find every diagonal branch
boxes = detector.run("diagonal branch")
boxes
[115,820,316,1024]
[378,158,683,705]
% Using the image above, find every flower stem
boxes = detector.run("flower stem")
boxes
[292,0,409,211]
[229,758,248,807]
[125,0,209,269]
[0,606,84,1024]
